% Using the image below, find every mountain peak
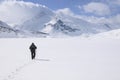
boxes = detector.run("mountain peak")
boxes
[0,0,50,26]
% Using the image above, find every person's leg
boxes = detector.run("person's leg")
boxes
[33,52,36,59]
[32,52,34,59]
[34,52,36,59]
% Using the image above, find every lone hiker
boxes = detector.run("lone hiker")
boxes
[29,43,37,60]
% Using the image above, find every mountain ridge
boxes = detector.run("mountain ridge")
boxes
[0,1,120,38]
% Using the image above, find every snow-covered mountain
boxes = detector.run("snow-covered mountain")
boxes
[19,5,54,32]
[0,0,119,38]
[19,11,113,37]
[91,29,120,39]
[42,14,113,37]
[0,20,18,38]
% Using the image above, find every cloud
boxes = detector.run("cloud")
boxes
[0,0,4,2]
[82,2,111,16]
[107,0,120,5]
[0,0,47,26]
[77,5,82,9]
[0,0,20,3]
[55,8,74,16]
[109,14,120,25]
[76,13,120,28]
[55,7,120,28]
[114,0,120,5]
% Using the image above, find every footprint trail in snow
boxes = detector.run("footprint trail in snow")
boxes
[3,61,33,80]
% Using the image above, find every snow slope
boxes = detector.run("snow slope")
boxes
[0,20,18,37]
[19,5,54,32]
[42,15,112,37]
[91,29,120,39]
[0,33,120,80]
[0,0,52,26]
[20,9,113,37]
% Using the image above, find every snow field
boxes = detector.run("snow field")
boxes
[0,37,120,80]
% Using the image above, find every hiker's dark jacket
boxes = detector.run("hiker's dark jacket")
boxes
[29,43,37,52]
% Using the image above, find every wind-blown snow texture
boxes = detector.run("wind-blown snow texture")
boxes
[0,1,120,38]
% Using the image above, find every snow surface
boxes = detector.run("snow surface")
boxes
[0,20,18,38]
[0,0,50,26]
[90,29,120,39]
[0,34,120,80]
